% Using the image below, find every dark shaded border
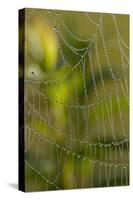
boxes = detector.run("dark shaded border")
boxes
[18,8,25,192]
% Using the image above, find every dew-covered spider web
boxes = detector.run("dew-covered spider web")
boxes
[20,8,129,191]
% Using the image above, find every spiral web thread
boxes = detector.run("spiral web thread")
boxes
[22,9,129,191]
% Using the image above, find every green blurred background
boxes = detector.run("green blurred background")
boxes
[19,8,129,191]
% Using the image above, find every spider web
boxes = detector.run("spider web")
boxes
[22,9,129,191]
